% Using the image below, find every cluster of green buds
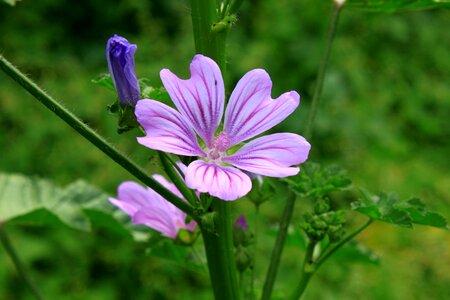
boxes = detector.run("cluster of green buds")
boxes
[302,198,346,243]
[233,215,253,273]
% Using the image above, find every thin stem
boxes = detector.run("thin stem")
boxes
[0,225,44,300]
[304,3,343,139]
[260,191,297,300]
[290,240,316,300]
[315,219,373,271]
[290,218,373,300]
[250,205,260,300]
[0,55,196,219]
[158,152,199,207]
[200,199,241,300]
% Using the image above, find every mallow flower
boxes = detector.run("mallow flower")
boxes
[106,34,140,107]
[135,54,311,201]
[109,175,197,239]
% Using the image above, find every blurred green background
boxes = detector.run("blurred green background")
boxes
[0,0,448,299]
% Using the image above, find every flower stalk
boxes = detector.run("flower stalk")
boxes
[189,1,239,298]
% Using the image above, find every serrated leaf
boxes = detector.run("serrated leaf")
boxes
[92,73,115,92]
[346,0,450,12]
[0,173,132,236]
[352,189,448,229]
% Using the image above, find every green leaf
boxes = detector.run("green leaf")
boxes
[352,189,449,229]
[141,86,171,104]
[0,173,131,236]
[346,0,450,12]
[91,73,115,92]
[283,162,352,198]
[2,0,21,6]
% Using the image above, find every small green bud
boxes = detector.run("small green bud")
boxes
[235,245,252,273]
[314,198,330,214]
[200,212,217,234]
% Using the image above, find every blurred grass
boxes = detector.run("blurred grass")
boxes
[0,0,449,299]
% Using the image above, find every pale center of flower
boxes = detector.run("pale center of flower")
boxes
[206,132,231,162]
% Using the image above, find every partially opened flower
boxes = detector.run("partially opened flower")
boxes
[109,175,196,239]
[106,34,140,107]
[135,54,311,201]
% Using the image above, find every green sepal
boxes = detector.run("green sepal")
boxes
[91,73,115,92]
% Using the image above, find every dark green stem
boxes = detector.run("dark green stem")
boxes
[0,55,196,219]
[200,199,240,300]
[0,225,44,300]
[291,218,373,300]
[261,191,297,300]
[290,240,316,300]
[190,1,239,299]
[304,2,343,139]
[158,152,199,207]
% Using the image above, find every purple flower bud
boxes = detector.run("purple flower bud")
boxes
[106,34,140,107]
[235,215,248,231]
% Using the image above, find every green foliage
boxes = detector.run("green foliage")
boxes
[346,0,450,11]
[352,189,449,229]
[0,173,131,236]
[332,240,380,265]
[283,162,352,199]
[2,0,21,6]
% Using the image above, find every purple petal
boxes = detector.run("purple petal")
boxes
[108,181,153,215]
[223,133,311,177]
[135,99,205,156]
[160,55,225,147]
[106,34,140,106]
[133,207,179,239]
[224,69,300,146]
[185,160,252,201]
[109,180,196,239]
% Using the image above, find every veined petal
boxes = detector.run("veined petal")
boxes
[133,207,179,239]
[185,160,252,201]
[223,133,311,177]
[135,99,205,156]
[224,69,300,146]
[160,55,225,147]
[108,181,153,215]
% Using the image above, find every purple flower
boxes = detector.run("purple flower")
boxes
[235,215,249,231]
[109,175,197,239]
[135,55,311,201]
[106,34,140,107]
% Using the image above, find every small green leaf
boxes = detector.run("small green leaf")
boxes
[141,86,171,104]
[92,73,115,92]
[352,189,448,229]
[346,0,450,12]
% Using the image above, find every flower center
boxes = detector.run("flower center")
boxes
[206,132,230,162]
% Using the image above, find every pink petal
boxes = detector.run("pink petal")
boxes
[224,69,300,146]
[135,99,205,156]
[160,55,225,147]
[185,160,252,201]
[133,207,178,239]
[223,133,311,177]
[108,181,152,215]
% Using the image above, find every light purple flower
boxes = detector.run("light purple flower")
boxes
[109,175,196,239]
[135,55,311,201]
[106,34,140,107]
